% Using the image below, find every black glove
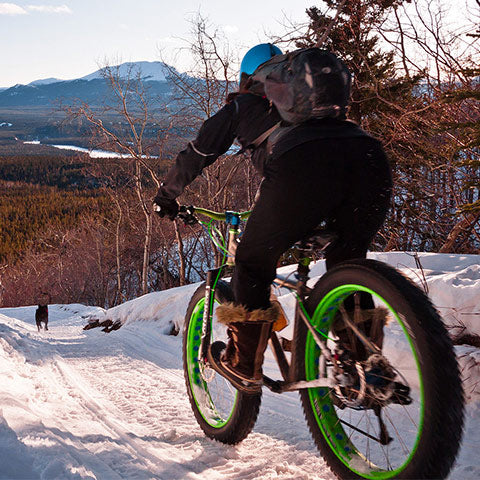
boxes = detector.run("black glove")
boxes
[153,195,179,221]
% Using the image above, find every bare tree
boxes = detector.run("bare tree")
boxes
[65,63,172,295]
[381,0,480,251]
[271,1,480,253]
[162,13,237,120]
[160,14,262,268]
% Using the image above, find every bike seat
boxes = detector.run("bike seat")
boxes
[295,227,337,252]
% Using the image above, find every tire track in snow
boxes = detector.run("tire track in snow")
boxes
[53,357,201,479]
[2,309,333,478]
[65,330,333,479]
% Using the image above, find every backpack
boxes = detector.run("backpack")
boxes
[248,48,351,126]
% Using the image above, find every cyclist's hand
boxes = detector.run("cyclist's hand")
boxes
[153,195,179,221]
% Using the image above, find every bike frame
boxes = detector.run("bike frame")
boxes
[181,206,336,394]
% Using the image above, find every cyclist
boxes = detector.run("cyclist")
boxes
[154,43,392,393]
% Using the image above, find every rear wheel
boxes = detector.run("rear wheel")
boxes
[183,281,261,444]
[295,259,464,479]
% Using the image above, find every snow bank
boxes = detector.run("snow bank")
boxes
[88,283,198,335]
[0,252,479,479]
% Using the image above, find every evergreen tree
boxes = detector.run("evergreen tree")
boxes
[297,1,448,251]
[298,1,421,126]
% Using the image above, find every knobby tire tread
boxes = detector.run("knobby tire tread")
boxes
[295,259,464,479]
[183,281,261,445]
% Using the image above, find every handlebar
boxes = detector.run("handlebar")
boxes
[178,205,251,225]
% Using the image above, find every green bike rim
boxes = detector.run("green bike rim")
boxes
[186,297,238,428]
[305,284,425,479]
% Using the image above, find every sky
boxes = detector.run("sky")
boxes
[0,0,318,87]
[0,1,477,88]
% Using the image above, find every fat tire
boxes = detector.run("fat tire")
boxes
[294,259,464,479]
[183,281,261,444]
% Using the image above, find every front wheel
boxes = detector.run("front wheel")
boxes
[295,259,464,479]
[183,281,261,444]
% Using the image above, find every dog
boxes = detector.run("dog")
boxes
[35,304,48,332]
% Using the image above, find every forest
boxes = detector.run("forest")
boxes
[0,0,479,308]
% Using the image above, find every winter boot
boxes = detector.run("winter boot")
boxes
[332,307,389,362]
[207,302,279,394]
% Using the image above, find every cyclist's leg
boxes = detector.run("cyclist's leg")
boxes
[324,144,392,355]
[233,145,348,310]
[212,141,349,387]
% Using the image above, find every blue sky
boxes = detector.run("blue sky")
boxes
[1,1,476,88]
[0,0,317,87]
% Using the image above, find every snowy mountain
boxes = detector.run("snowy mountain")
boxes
[0,252,479,479]
[28,77,62,86]
[0,61,178,108]
[80,61,173,82]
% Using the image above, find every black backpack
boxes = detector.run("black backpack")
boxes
[248,47,351,125]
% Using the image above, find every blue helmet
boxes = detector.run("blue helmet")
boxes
[239,43,282,81]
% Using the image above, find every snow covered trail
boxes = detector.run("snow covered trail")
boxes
[1,251,480,479]
[0,304,335,479]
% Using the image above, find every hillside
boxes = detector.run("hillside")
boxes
[0,252,479,479]
[0,78,172,108]
[0,62,177,108]
[0,155,130,263]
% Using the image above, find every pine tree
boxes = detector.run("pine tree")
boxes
[297,1,448,251]
[299,1,421,126]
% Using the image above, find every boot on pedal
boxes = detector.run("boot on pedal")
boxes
[207,302,279,394]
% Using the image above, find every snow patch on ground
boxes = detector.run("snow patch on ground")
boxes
[0,252,479,478]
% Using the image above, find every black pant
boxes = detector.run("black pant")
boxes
[232,137,392,311]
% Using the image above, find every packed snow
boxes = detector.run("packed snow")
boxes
[0,252,479,479]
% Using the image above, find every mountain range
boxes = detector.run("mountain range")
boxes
[0,61,178,108]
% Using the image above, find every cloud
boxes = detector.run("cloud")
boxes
[0,3,72,15]
[26,5,72,14]
[0,3,28,15]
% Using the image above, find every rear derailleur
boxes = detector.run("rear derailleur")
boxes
[331,350,412,410]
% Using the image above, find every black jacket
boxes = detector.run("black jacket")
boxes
[158,93,370,199]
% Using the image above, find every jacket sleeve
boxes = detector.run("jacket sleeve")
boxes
[158,102,237,199]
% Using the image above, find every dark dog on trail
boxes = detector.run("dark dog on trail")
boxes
[35,293,51,332]
[35,304,48,332]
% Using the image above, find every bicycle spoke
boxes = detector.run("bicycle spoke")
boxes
[383,408,411,456]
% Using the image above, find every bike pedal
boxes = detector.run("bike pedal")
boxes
[262,375,283,393]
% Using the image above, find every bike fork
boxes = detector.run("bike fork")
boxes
[199,267,221,362]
